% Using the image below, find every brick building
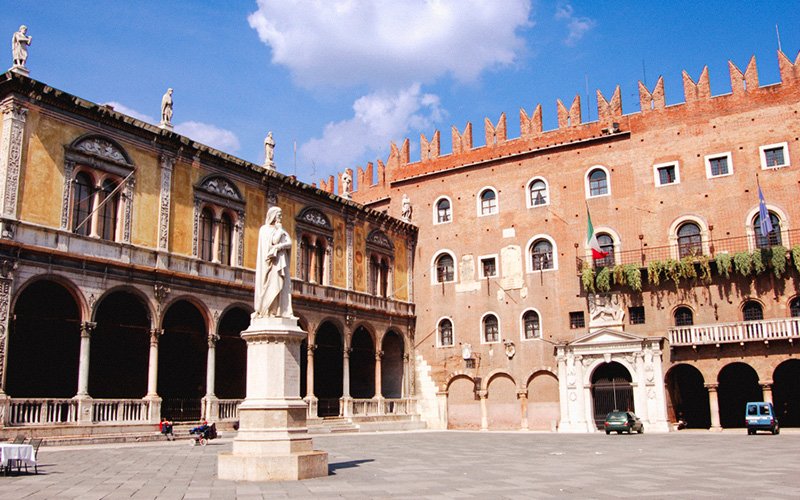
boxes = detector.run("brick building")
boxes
[345,50,800,432]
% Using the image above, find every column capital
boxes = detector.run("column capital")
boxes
[516,389,528,399]
[476,390,488,399]
[0,98,27,121]
[375,350,384,361]
[80,321,96,338]
[759,379,774,387]
[208,332,219,348]
[704,383,718,391]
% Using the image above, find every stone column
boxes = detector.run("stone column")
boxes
[341,346,352,418]
[556,353,570,432]
[217,316,328,481]
[0,259,15,425]
[304,343,317,417]
[706,383,722,431]
[402,353,410,398]
[518,390,529,430]
[374,350,384,399]
[478,389,488,431]
[145,328,162,423]
[203,333,219,421]
[760,380,773,404]
[75,321,96,424]
[0,98,27,239]
[308,238,318,283]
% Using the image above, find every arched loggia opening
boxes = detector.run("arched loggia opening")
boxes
[215,307,249,400]
[773,359,800,427]
[718,362,760,428]
[591,361,634,429]
[350,326,375,398]
[313,322,343,416]
[159,300,207,421]
[7,280,81,398]
[665,364,710,429]
[89,291,150,398]
[381,331,404,398]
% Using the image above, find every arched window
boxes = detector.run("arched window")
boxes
[219,212,233,265]
[435,253,455,283]
[314,241,326,284]
[531,240,553,270]
[674,307,693,327]
[72,172,95,237]
[300,235,312,281]
[295,207,333,286]
[594,233,615,267]
[529,179,548,207]
[97,179,119,241]
[370,256,381,295]
[588,168,608,197]
[435,198,452,224]
[438,318,453,347]
[677,222,702,258]
[791,298,800,318]
[523,310,541,339]
[743,301,763,321]
[479,189,497,215]
[199,208,214,262]
[483,314,499,343]
[754,212,782,248]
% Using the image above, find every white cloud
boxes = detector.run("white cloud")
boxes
[175,121,241,153]
[299,83,444,171]
[248,0,532,88]
[555,4,595,46]
[104,101,156,124]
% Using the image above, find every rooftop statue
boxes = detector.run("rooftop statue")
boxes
[264,131,276,170]
[160,88,173,129]
[11,25,32,69]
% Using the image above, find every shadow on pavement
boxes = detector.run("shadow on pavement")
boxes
[328,458,374,475]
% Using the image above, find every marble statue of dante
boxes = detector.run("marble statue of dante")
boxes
[254,206,294,319]
[401,194,412,221]
[160,88,173,126]
[264,131,275,168]
[12,25,31,67]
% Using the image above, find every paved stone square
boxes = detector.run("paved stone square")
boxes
[2,430,799,499]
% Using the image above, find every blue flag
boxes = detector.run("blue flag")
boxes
[758,185,773,235]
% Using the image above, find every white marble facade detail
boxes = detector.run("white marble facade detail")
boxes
[158,155,174,251]
[0,98,27,222]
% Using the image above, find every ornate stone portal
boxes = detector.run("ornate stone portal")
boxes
[218,207,328,481]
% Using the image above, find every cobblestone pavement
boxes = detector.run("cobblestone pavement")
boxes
[2,430,799,499]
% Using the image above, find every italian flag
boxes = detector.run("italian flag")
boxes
[587,209,609,259]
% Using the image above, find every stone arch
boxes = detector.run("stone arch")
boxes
[314,320,344,416]
[12,273,89,322]
[350,324,376,398]
[665,363,710,429]
[446,374,480,429]
[381,329,405,398]
[773,359,800,427]
[717,362,760,428]
[91,284,155,326]
[589,360,635,428]
[486,371,518,429]
[582,357,638,387]
[159,294,211,333]
[215,305,250,400]
[526,369,560,431]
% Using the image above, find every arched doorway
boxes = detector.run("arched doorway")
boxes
[487,374,519,429]
[349,326,374,398]
[665,364,710,429]
[7,280,81,398]
[527,372,559,430]
[773,359,800,427]
[591,361,634,428]
[381,331,404,398]
[159,300,207,421]
[718,362,760,428]
[446,376,480,429]
[90,291,150,398]
[215,307,249,400]
[314,322,343,416]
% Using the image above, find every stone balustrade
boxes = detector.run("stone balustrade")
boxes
[669,317,800,347]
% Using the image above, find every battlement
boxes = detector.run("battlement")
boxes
[321,50,800,204]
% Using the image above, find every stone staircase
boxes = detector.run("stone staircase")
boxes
[415,354,444,429]
[306,416,360,434]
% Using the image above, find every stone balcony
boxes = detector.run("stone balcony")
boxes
[292,280,415,317]
[668,317,800,347]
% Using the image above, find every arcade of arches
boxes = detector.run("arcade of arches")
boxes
[4,278,411,422]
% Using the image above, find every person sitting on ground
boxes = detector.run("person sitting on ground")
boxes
[159,417,175,440]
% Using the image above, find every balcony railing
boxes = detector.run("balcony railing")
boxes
[93,399,150,423]
[348,397,416,417]
[668,317,800,347]
[577,228,800,272]
[7,399,78,425]
[292,280,415,317]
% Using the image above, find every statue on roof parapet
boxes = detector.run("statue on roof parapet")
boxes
[341,170,352,199]
[264,131,276,170]
[10,25,31,76]
[160,88,173,130]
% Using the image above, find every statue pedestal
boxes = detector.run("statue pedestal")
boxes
[218,317,328,481]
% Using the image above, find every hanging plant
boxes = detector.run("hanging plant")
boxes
[612,264,626,286]
[581,264,596,292]
[624,264,642,292]
[596,266,612,292]
[679,256,697,280]
[753,249,767,275]
[769,245,787,279]
[647,260,662,286]
[664,259,681,285]
[697,255,712,284]
[715,253,732,279]
[792,245,800,274]
[733,251,753,276]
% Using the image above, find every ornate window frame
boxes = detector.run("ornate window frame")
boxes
[295,207,334,285]
[62,134,135,243]
[366,228,394,297]
[192,174,245,266]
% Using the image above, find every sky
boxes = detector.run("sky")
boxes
[3,1,800,188]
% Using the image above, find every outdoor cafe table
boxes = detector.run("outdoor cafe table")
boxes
[0,443,36,472]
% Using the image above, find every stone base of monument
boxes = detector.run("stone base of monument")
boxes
[217,317,328,481]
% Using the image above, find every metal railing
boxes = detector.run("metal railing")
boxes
[668,317,800,346]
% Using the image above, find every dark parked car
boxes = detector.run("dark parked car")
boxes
[604,411,644,434]
[745,402,779,435]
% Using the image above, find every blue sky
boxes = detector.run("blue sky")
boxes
[4,1,799,187]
